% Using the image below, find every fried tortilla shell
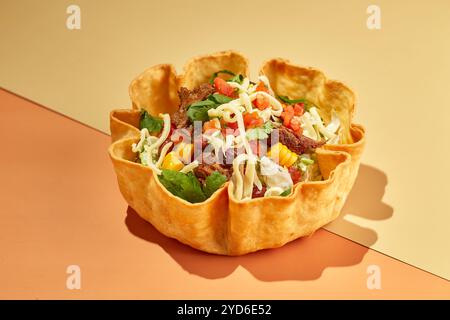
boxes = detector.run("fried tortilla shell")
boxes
[109,50,366,255]
[261,58,356,145]
[110,109,140,142]
[128,51,249,117]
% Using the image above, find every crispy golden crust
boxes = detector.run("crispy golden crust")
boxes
[109,51,366,255]
[129,64,180,116]
[181,50,249,89]
[261,58,356,144]
[110,109,140,143]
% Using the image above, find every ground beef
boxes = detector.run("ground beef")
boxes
[172,83,215,128]
[276,126,325,154]
[194,163,232,183]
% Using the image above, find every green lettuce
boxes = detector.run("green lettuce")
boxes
[158,170,206,203]
[209,70,236,84]
[158,169,227,203]
[277,95,312,111]
[186,94,234,122]
[246,122,273,140]
[280,188,292,197]
[203,171,227,198]
[140,110,163,134]
[186,99,217,122]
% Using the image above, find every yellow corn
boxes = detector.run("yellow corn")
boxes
[161,151,184,171]
[267,143,298,167]
[174,142,194,163]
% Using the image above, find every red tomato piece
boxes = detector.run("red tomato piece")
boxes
[281,105,294,126]
[243,112,260,127]
[289,117,302,133]
[293,103,304,116]
[252,185,267,198]
[214,77,236,97]
[203,119,220,132]
[252,94,270,110]
[255,82,269,93]
[288,166,302,184]
[221,118,238,130]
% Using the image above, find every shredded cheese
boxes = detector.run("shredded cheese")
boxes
[132,128,150,153]
[248,91,283,116]
[180,160,199,173]
[264,187,284,197]
[231,154,258,200]
[207,77,289,200]
[155,142,173,168]
[299,107,341,143]
[133,113,172,175]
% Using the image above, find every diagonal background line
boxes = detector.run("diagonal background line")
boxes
[1,87,449,284]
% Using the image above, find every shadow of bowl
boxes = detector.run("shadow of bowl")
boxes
[124,163,391,281]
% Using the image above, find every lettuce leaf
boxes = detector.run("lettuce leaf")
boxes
[186,99,217,122]
[187,94,234,122]
[227,74,244,84]
[203,171,227,198]
[209,93,233,105]
[158,170,206,203]
[277,95,312,111]
[140,110,163,134]
[209,70,236,84]
[158,169,227,203]
[246,122,273,140]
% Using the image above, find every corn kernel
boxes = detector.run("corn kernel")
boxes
[161,152,184,171]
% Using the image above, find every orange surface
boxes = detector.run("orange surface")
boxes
[0,88,449,299]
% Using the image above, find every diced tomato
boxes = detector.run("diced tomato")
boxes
[255,82,269,93]
[289,117,302,133]
[281,105,294,127]
[243,112,263,128]
[253,119,264,128]
[288,166,302,184]
[214,77,236,97]
[252,93,270,110]
[281,104,303,133]
[252,185,267,198]
[293,103,304,116]
[220,118,238,130]
[203,119,220,132]
[228,121,239,130]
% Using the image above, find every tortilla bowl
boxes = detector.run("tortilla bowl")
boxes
[108,51,366,255]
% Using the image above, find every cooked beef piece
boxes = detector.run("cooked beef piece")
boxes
[276,126,325,154]
[172,83,215,128]
[194,163,232,183]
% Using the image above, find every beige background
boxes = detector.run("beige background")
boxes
[1,0,449,279]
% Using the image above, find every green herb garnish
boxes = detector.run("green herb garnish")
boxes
[209,93,233,105]
[228,74,244,84]
[277,95,312,111]
[209,70,236,84]
[158,169,227,203]
[186,100,217,122]
[246,122,274,140]
[158,170,207,203]
[187,94,234,122]
[140,110,163,134]
[203,171,227,198]
[280,188,292,197]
